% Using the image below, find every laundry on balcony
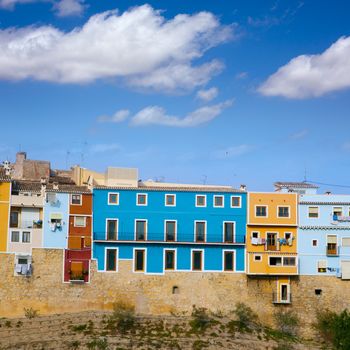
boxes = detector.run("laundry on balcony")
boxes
[251,237,259,245]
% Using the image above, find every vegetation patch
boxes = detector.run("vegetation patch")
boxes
[24,307,39,319]
[105,302,136,334]
[189,306,215,333]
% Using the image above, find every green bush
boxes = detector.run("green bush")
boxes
[273,309,299,337]
[315,309,350,349]
[24,307,39,319]
[232,302,258,331]
[189,306,213,333]
[106,302,136,334]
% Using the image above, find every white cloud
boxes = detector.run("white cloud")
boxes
[0,0,38,10]
[90,143,120,154]
[196,87,218,102]
[130,99,233,127]
[0,5,234,91]
[290,129,308,140]
[97,109,130,123]
[212,144,254,159]
[53,0,85,17]
[259,36,350,99]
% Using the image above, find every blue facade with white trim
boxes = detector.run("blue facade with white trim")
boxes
[92,187,247,274]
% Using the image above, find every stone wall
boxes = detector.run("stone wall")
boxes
[0,248,349,337]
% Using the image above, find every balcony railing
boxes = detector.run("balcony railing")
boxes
[10,220,42,229]
[272,293,292,304]
[94,232,246,244]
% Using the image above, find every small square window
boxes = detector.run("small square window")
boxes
[71,194,82,205]
[278,206,289,218]
[256,206,267,217]
[11,231,20,242]
[285,232,292,240]
[196,195,206,207]
[283,257,296,266]
[108,193,119,205]
[137,194,148,206]
[254,255,262,262]
[74,216,86,227]
[165,194,176,206]
[269,257,282,266]
[312,239,318,247]
[252,231,259,239]
[308,207,319,218]
[231,196,241,208]
[22,231,30,243]
[214,196,224,208]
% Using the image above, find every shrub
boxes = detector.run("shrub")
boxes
[189,306,213,333]
[315,309,350,350]
[87,337,109,350]
[273,309,299,337]
[106,302,136,334]
[231,302,258,332]
[24,307,39,319]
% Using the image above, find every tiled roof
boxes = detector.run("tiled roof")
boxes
[94,185,245,193]
[48,175,75,185]
[274,181,319,189]
[46,184,91,194]
[11,180,91,194]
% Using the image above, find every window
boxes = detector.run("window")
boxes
[278,206,289,218]
[317,260,327,273]
[135,220,147,241]
[214,196,224,208]
[165,221,176,242]
[10,211,19,228]
[11,231,20,242]
[251,231,259,239]
[231,196,241,208]
[106,249,117,271]
[22,231,30,243]
[285,232,292,240]
[342,237,350,247]
[308,207,319,218]
[269,257,282,266]
[196,195,206,207]
[71,194,82,205]
[164,250,175,270]
[312,239,318,247]
[254,255,262,262]
[223,222,235,243]
[333,207,343,218]
[256,206,267,217]
[195,221,206,242]
[74,216,86,227]
[106,219,118,240]
[283,257,296,266]
[165,194,176,206]
[192,250,203,271]
[327,235,337,255]
[280,284,289,302]
[137,194,147,206]
[134,249,145,272]
[223,251,234,271]
[108,193,119,205]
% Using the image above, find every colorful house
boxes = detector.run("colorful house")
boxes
[92,169,247,275]
[0,168,11,252]
[246,187,298,303]
[298,186,350,279]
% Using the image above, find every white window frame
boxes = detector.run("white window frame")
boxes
[10,230,20,243]
[223,221,235,243]
[268,256,283,267]
[164,248,177,271]
[191,249,204,271]
[230,196,242,208]
[22,231,31,243]
[105,247,118,272]
[254,254,262,262]
[195,195,207,207]
[342,237,350,247]
[136,193,148,206]
[134,219,148,241]
[164,220,177,242]
[317,260,327,273]
[277,205,290,218]
[308,206,319,219]
[70,194,82,206]
[165,194,176,207]
[105,218,119,240]
[74,216,86,227]
[255,205,268,218]
[133,248,147,273]
[107,192,119,205]
[280,283,290,303]
[194,220,207,242]
[213,195,224,208]
[222,249,236,272]
[333,206,343,216]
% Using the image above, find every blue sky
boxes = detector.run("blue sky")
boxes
[1,0,350,192]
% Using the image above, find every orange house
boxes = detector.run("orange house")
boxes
[247,192,298,303]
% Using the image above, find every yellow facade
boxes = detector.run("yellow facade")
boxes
[247,193,298,276]
[0,181,11,252]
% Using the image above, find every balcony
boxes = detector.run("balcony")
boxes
[10,220,42,229]
[11,194,44,207]
[272,292,292,304]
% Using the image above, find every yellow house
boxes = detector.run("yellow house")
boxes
[247,192,298,303]
[0,175,11,252]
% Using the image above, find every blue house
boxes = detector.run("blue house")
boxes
[92,174,247,275]
[297,184,350,279]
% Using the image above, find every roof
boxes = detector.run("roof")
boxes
[11,180,91,194]
[94,184,245,193]
[274,181,319,189]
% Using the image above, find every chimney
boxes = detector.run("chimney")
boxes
[3,161,11,176]
[40,177,47,195]
[240,184,247,191]
[325,191,331,195]
[53,182,59,190]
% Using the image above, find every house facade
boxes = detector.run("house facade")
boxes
[92,178,247,275]
[298,192,350,279]
[246,190,298,303]
[0,169,11,252]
